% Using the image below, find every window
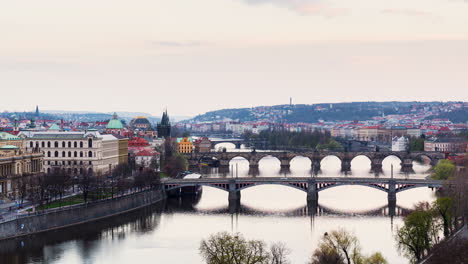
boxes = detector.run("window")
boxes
[62,151,65,157]
[68,142,71,148]
[74,142,77,148]
[55,151,59,157]
[80,151,83,157]
[47,141,51,148]
[80,142,83,148]
[54,141,59,148]
[88,138,93,148]
[88,151,93,158]
[68,151,71,157]
[47,161,51,165]
[42,142,45,148]
[47,151,51,157]
[62,142,65,148]
[89,161,92,165]
[74,151,77,157]
[30,142,33,148]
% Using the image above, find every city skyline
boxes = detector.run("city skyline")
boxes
[2,0,468,116]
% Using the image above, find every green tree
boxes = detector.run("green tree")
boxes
[199,232,289,264]
[433,197,454,237]
[432,160,455,180]
[409,137,425,152]
[396,209,440,263]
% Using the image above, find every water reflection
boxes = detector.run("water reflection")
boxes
[0,203,165,264]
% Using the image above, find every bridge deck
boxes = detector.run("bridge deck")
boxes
[163,177,443,186]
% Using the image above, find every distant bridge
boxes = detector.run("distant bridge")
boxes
[183,151,445,173]
[163,177,443,212]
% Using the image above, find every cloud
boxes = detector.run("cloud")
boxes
[241,0,347,17]
[381,9,442,21]
[151,41,202,47]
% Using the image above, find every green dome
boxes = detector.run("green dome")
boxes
[107,113,124,129]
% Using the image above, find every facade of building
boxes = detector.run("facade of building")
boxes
[177,137,193,153]
[0,133,43,202]
[391,136,408,152]
[19,131,126,175]
[424,138,467,153]
[194,137,212,153]
[135,149,160,169]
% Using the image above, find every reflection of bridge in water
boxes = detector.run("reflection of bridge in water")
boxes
[163,177,443,214]
[164,196,411,217]
[185,151,444,173]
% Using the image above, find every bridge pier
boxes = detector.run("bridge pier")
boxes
[341,159,351,172]
[311,159,321,172]
[280,158,291,168]
[370,159,383,173]
[249,159,259,168]
[219,159,230,167]
[228,180,241,212]
[400,158,414,173]
[307,180,319,210]
[388,181,397,209]
[235,142,242,149]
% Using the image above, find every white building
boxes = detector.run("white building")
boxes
[391,136,408,152]
[19,130,121,175]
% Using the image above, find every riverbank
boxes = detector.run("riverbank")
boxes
[0,187,166,241]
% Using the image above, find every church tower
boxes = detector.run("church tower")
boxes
[157,110,171,138]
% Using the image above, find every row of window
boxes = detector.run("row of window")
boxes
[46,160,92,166]
[46,151,95,158]
[29,139,93,149]
[46,167,92,175]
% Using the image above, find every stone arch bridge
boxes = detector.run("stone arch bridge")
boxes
[163,177,443,213]
[183,151,445,172]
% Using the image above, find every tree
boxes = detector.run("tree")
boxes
[396,209,440,263]
[409,137,425,152]
[199,232,290,264]
[199,232,270,264]
[363,253,387,264]
[310,229,387,264]
[77,170,96,203]
[269,242,290,264]
[164,153,188,178]
[432,160,455,180]
[432,197,454,237]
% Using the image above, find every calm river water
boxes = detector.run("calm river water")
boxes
[0,144,435,264]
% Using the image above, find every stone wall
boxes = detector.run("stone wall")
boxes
[0,188,166,240]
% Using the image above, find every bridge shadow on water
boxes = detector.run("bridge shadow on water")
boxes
[163,195,412,218]
[0,202,165,264]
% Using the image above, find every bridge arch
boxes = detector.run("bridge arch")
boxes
[290,155,312,169]
[165,183,228,193]
[257,155,281,165]
[318,183,389,193]
[214,142,236,151]
[237,182,308,193]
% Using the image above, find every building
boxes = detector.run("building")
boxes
[135,149,160,169]
[130,116,152,130]
[19,130,126,175]
[424,138,467,153]
[0,132,43,202]
[391,136,408,152]
[157,110,171,138]
[194,137,212,153]
[106,112,125,135]
[177,137,193,153]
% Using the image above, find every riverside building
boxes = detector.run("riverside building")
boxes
[19,130,127,175]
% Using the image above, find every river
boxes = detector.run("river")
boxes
[0,144,435,264]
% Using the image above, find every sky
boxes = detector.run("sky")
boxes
[1,0,468,117]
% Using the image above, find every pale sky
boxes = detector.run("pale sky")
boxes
[1,0,468,116]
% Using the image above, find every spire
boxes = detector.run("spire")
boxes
[35,105,40,118]
[113,112,118,120]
